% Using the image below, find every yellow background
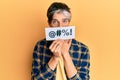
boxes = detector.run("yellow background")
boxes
[0,0,120,80]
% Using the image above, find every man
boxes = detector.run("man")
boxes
[31,2,90,80]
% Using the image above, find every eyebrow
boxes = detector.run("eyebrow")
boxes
[52,18,70,21]
[52,19,58,21]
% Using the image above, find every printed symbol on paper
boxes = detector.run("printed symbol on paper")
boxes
[70,29,72,35]
[56,30,61,36]
[49,31,56,38]
[62,29,72,36]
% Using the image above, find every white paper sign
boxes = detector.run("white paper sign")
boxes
[45,26,75,41]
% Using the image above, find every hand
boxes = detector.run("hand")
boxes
[61,39,72,58]
[49,39,64,58]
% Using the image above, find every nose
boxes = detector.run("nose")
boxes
[58,22,63,27]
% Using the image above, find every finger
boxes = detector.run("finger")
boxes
[54,45,61,56]
[64,39,71,44]
[68,39,72,47]
[49,40,63,52]
[49,39,60,49]
[53,40,63,50]
[63,39,72,48]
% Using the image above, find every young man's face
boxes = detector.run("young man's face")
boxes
[49,12,70,27]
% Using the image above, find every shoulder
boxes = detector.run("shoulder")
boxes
[35,38,53,48]
[36,38,46,46]
[72,39,89,52]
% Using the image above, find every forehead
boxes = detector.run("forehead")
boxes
[52,12,68,20]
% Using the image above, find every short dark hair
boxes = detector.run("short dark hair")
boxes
[47,2,71,24]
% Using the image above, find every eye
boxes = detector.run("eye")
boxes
[63,19,69,23]
[51,20,58,24]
